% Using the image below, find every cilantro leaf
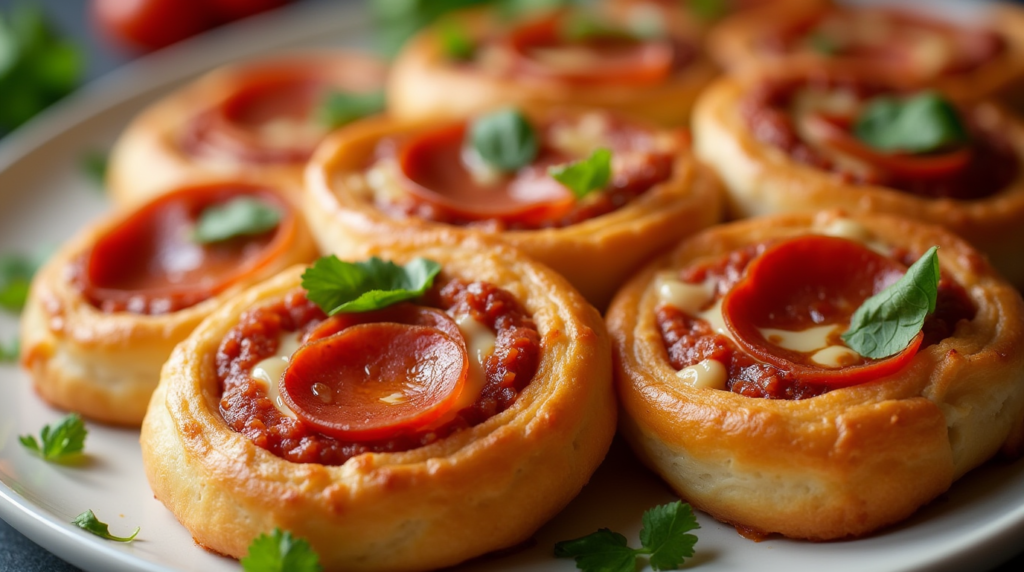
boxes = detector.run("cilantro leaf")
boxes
[81,150,108,188]
[191,197,281,244]
[555,501,700,572]
[241,528,322,572]
[437,19,475,61]
[549,148,612,199]
[72,510,139,542]
[0,336,18,363]
[301,256,441,315]
[687,0,729,22]
[19,413,88,461]
[369,0,491,57]
[316,90,385,129]
[842,246,940,359]
[468,108,538,172]
[640,501,700,570]
[854,92,968,154]
[0,5,82,134]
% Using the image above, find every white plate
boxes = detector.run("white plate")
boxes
[1,2,1023,571]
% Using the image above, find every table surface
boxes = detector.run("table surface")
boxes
[1,0,1023,571]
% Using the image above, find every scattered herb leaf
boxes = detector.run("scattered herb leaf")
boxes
[806,31,840,55]
[241,528,322,572]
[0,336,18,363]
[315,90,385,129]
[555,501,700,572]
[561,14,634,43]
[687,0,729,22]
[369,0,491,57]
[549,147,612,199]
[842,246,940,359]
[0,5,82,135]
[191,197,281,244]
[854,92,968,154]
[437,19,475,60]
[468,107,538,172]
[19,413,88,461]
[81,150,108,188]
[1,249,49,312]
[301,256,441,316]
[72,510,139,542]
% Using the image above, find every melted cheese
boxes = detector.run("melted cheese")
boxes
[655,273,715,315]
[759,324,838,353]
[251,333,303,418]
[450,313,496,411]
[549,112,611,157]
[676,359,728,390]
[257,117,326,150]
[461,145,504,187]
[816,217,890,255]
[697,299,738,345]
[811,345,861,368]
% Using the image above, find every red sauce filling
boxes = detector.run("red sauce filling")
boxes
[372,113,676,230]
[764,7,1005,77]
[656,242,976,400]
[741,76,1019,199]
[217,280,541,465]
[77,184,290,315]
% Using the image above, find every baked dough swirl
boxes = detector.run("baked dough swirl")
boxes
[107,50,386,207]
[607,211,1024,540]
[304,108,722,309]
[19,181,317,425]
[140,240,616,571]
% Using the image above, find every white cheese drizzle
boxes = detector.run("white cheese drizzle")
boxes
[251,333,303,419]
[675,359,728,390]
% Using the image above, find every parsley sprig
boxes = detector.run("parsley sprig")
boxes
[301,256,441,316]
[191,197,282,244]
[549,148,612,199]
[468,108,538,172]
[555,501,700,572]
[72,510,139,542]
[854,92,968,155]
[842,247,940,359]
[437,19,475,60]
[19,413,88,461]
[241,528,322,572]
[316,90,385,129]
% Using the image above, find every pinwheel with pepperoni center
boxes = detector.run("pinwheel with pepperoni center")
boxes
[304,107,722,309]
[386,3,718,126]
[107,51,387,206]
[707,0,1024,103]
[140,241,615,571]
[693,62,1024,287]
[19,181,317,425]
[607,211,1024,540]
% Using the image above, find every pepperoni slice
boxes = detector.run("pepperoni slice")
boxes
[397,122,576,225]
[504,14,674,86]
[81,184,291,315]
[721,235,921,387]
[281,323,469,441]
[306,303,463,343]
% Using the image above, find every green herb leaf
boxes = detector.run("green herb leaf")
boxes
[19,413,88,461]
[687,0,729,22]
[853,92,968,154]
[301,256,442,316]
[469,108,538,172]
[1,249,48,312]
[0,6,83,134]
[437,19,475,60]
[315,90,385,129]
[0,336,18,363]
[842,246,940,359]
[561,14,635,43]
[191,197,281,244]
[555,501,700,572]
[639,501,700,570]
[72,510,139,542]
[81,150,108,188]
[806,31,840,55]
[549,148,612,199]
[241,528,323,572]
[499,0,577,19]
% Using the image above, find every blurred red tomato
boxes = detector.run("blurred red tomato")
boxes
[210,0,292,20]
[92,0,218,51]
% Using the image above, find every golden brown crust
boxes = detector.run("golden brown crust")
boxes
[139,239,616,571]
[607,211,1024,540]
[107,51,387,208]
[386,9,718,127]
[692,64,1024,287]
[19,182,318,426]
[707,0,1024,104]
[303,109,723,310]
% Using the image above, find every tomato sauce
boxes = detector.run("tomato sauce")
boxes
[657,241,976,399]
[741,76,1019,199]
[217,280,541,465]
